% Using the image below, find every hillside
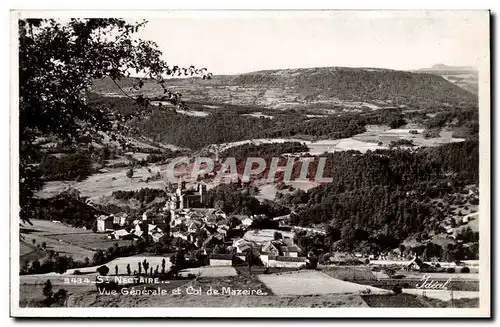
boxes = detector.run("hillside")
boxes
[417,64,478,94]
[91,66,477,111]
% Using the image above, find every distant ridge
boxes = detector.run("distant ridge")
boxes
[418,63,477,72]
[92,65,477,107]
[415,64,478,94]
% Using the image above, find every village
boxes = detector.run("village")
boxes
[91,180,478,273]
[93,181,311,268]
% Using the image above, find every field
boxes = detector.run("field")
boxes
[212,125,465,159]
[65,255,173,275]
[63,271,369,308]
[403,289,480,302]
[179,266,238,278]
[20,220,96,262]
[362,294,428,308]
[20,220,137,263]
[257,270,390,296]
[51,233,132,251]
[35,165,167,200]
[354,125,465,147]
[66,292,369,308]
[321,266,377,281]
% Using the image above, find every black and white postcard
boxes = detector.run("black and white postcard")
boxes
[10,10,491,318]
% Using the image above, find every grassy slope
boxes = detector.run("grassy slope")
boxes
[91,67,476,108]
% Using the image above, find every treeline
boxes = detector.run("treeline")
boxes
[263,114,367,139]
[220,142,309,158]
[280,141,479,251]
[29,195,104,229]
[202,183,290,217]
[40,151,92,181]
[112,188,167,203]
[231,68,476,107]
[89,94,479,152]
[424,107,479,139]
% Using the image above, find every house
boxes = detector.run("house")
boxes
[262,240,301,257]
[261,241,280,256]
[119,213,128,226]
[272,214,289,226]
[217,226,228,237]
[243,229,296,245]
[202,234,224,251]
[151,231,165,243]
[281,239,301,257]
[111,229,130,240]
[111,213,128,227]
[209,254,233,266]
[232,238,254,254]
[241,217,254,227]
[261,254,307,268]
[172,231,189,241]
[187,221,202,233]
[163,180,206,211]
[97,215,114,233]
[405,257,431,272]
[132,229,144,238]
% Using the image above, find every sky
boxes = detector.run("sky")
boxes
[133,11,488,75]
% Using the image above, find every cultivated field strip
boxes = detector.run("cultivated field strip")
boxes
[257,270,390,296]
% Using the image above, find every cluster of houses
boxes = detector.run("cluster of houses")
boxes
[93,181,309,267]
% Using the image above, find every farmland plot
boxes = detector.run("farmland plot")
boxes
[258,270,390,296]
[403,289,480,302]
[64,255,173,275]
[179,266,238,278]
[20,220,95,262]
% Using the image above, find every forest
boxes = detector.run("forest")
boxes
[86,92,479,152]
[219,142,309,158]
[282,140,479,253]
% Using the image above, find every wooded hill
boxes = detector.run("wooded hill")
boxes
[92,66,477,109]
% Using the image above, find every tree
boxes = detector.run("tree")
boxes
[138,262,142,275]
[32,239,36,246]
[115,265,118,276]
[43,280,53,301]
[126,263,131,276]
[54,256,70,274]
[30,259,41,273]
[18,18,210,224]
[92,249,106,265]
[143,259,149,273]
[126,168,134,179]
[97,265,110,276]
[53,288,68,303]
[161,258,166,274]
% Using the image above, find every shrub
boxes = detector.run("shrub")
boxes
[53,288,68,302]
[392,285,403,294]
[97,265,110,276]
[73,270,82,275]
[460,266,470,273]
[446,267,456,273]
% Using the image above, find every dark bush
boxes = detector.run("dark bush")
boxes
[460,266,470,273]
[73,270,82,275]
[392,285,403,294]
[446,267,456,273]
[97,265,110,276]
